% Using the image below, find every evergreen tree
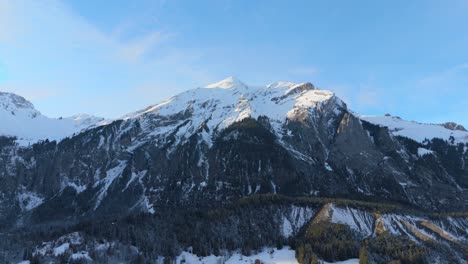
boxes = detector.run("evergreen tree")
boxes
[311,254,319,264]
[296,244,305,264]
[359,245,369,264]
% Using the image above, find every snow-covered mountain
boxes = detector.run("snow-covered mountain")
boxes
[3,78,467,147]
[120,76,467,148]
[120,77,344,152]
[1,78,467,213]
[360,114,468,144]
[0,91,108,145]
[1,78,467,263]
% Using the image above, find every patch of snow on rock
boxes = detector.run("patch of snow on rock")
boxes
[17,191,43,211]
[282,217,293,237]
[53,242,70,256]
[324,162,333,171]
[71,251,92,260]
[94,160,127,209]
[329,205,374,237]
[417,147,433,157]
[281,206,315,238]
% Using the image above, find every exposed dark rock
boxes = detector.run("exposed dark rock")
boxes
[442,122,467,131]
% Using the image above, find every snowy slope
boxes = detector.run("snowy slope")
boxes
[176,247,358,264]
[360,115,468,144]
[122,77,344,148]
[5,78,465,148]
[124,77,468,149]
[0,92,108,145]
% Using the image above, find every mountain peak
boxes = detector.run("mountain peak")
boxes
[0,91,40,118]
[205,76,246,89]
[0,91,107,144]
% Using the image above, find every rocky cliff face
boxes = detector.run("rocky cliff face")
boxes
[443,122,467,132]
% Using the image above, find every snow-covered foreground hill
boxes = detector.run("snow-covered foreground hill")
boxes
[176,248,358,264]
[25,227,361,264]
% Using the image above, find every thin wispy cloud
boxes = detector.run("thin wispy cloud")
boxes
[0,81,63,103]
[356,90,379,107]
[0,0,171,65]
[117,31,174,63]
[328,83,384,110]
[417,63,468,88]
[0,0,210,118]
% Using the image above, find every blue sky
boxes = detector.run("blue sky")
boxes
[0,0,467,126]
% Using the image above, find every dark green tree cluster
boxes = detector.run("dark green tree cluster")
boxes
[9,195,467,263]
[24,201,293,259]
[426,139,467,188]
[294,222,360,263]
[367,233,427,264]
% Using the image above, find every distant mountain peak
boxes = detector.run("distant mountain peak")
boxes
[0,91,40,118]
[360,115,468,144]
[0,91,107,144]
[205,76,247,89]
